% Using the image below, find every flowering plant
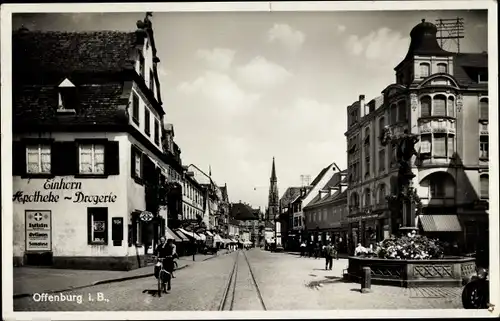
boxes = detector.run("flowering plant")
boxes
[355,245,377,258]
[375,233,443,260]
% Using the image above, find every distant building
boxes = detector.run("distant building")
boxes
[303,169,349,252]
[279,186,302,250]
[345,19,489,253]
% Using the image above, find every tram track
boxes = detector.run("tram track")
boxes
[218,250,267,311]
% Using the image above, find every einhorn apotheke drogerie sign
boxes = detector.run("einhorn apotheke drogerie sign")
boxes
[25,210,52,251]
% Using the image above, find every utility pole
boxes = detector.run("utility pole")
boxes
[435,17,465,53]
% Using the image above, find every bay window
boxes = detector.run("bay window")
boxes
[480,175,489,199]
[479,98,488,120]
[479,135,489,159]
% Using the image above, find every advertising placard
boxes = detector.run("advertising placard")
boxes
[25,210,52,252]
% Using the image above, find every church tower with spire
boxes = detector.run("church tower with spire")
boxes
[267,157,283,250]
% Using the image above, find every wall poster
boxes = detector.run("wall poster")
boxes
[25,210,52,252]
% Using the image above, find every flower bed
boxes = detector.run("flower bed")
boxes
[345,233,476,287]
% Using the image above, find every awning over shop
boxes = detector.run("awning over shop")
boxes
[198,233,207,241]
[165,227,182,243]
[206,231,214,237]
[173,229,190,242]
[214,234,224,242]
[419,215,462,232]
[178,228,202,240]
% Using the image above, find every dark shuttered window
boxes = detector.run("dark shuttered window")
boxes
[52,141,78,176]
[132,93,140,125]
[104,141,120,175]
[12,141,27,176]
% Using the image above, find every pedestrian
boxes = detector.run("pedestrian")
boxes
[314,242,320,259]
[300,241,306,257]
[324,242,334,270]
[154,236,175,292]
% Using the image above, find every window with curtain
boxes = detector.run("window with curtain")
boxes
[378,185,385,204]
[480,98,489,120]
[379,117,385,141]
[437,63,448,74]
[480,175,489,199]
[433,95,447,116]
[447,97,455,117]
[479,135,489,159]
[379,149,385,172]
[420,63,430,78]
[420,96,431,117]
[434,134,446,157]
[26,144,51,174]
[79,144,105,174]
[364,189,371,207]
[390,104,397,124]
[447,135,455,158]
[398,100,407,121]
[420,135,432,154]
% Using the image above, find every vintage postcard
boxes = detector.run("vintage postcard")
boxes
[1,1,498,320]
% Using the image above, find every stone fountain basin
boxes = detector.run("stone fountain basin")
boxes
[345,256,476,288]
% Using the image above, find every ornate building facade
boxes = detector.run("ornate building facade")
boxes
[345,19,489,254]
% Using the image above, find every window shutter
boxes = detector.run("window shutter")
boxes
[13,141,26,176]
[87,209,92,244]
[104,141,120,175]
[52,141,78,175]
[131,145,137,178]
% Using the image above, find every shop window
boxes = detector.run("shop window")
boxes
[433,95,446,117]
[479,135,488,159]
[420,96,431,117]
[144,107,151,136]
[479,98,489,120]
[88,207,108,245]
[480,175,489,199]
[437,63,448,74]
[132,93,140,125]
[420,63,430,78]
[79,143,105,174]
[26,144,51,174]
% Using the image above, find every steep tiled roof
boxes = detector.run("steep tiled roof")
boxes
[280,186,302,208]
[13,30,137,77]
[310,164,332,186]
[230,203,259,220]
[304,169,348,209]
[13,83,130,130]
[305,190,348,209]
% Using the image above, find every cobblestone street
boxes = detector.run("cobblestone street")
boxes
[14,249,463,311]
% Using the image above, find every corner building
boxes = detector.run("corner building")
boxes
[12,16,180,270]
[345,19,489,253]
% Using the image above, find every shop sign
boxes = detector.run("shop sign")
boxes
[347,213,380,223]
[25,210,51,252]
[140,211,154,222]
[13,178,117,205]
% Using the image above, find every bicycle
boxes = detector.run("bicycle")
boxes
[154,256,172,297]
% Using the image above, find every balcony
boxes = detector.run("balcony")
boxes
[419,118,456,135]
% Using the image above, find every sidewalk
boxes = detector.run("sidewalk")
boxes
[285,251,350,259]
[13,254,218,299]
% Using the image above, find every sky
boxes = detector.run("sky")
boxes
[12,9,488,210]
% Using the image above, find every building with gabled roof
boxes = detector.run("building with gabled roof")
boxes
[12,14,184,270]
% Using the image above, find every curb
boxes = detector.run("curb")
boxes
[13,263,192,300]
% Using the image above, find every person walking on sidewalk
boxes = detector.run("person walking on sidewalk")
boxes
[300,242,306,257]
[324,242,334,270]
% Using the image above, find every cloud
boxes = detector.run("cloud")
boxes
[337,25,346,33]
[267,23,306,51]
[196,48,236,70]
[177,71,260,111]
[236,56,292,90]
[346,27,409,63]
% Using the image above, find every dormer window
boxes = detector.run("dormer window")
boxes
[419,63,430,78]
[478,70,488,83]
[57,78,76,115]
[437,63,448,74]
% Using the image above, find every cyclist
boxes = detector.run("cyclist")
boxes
[154,236,175,292]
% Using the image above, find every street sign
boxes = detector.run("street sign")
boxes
[140,211,153,222]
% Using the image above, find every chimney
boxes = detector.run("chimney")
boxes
[359,94,366,117]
